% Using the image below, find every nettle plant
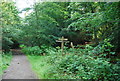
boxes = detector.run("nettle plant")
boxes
[90,39,115,58]
[21,45,42,55]
[45,50,119,80]
[21,44,56,55]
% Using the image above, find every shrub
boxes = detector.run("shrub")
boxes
[21,45,56,55]
[19,44,26,48]
[21,46,43,55]
[91,39,115,58]
[44,48,119,80]
[23,45,119,80]
[0,52,12,73]
[2,37,13,52]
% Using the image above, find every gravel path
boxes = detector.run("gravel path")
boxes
[2,49,38,79]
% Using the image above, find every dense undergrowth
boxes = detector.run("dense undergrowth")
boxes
[1,2,120,80]
[21,41,120,80]
[0,52,12,75]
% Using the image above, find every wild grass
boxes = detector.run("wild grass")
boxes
[25,45,119,80]
[27,55,51,79]
[0,52,12,75]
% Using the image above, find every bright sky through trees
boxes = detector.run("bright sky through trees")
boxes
[14,0,34,18]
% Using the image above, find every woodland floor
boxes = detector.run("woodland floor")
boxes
[2,49,38,79]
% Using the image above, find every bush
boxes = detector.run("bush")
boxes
[91,39,115,58]
[23,45,119,80]
[43,47,119,80]
[0,52,12,75]
[21,46,42,55]
[21,45,56,55]
[2,37,13,52]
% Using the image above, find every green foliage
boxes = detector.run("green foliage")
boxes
[51,54,119,80]
[27,55,51,79]
[2,27,13,51]
[18,2,67,46]
[1,1,21,51]
[66,2,120,45]
[0,2,20,25]
[21,45,56,55]
[2,37,13,52]
[0,52,12,75]
[22,46,42,55]
[19,44,26,48]
[1,1,120,80]
[26,45,119,80]
[92,39,115,57]
[1,2,119,53]
[9,2,119,55]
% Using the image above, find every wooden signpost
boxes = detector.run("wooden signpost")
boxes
[70,42,74,49]
[56,36,68,54]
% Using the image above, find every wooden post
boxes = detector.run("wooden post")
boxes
[71,42,74,49]
[56,36,68,54]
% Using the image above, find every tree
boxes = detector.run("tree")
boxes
[1,2,20,51]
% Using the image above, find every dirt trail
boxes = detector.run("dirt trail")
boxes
[2,49,38,79]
